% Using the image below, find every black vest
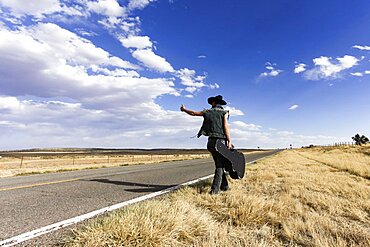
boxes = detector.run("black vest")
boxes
[197,106,229,138]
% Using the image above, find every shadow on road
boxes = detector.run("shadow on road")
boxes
[86,178,175,193]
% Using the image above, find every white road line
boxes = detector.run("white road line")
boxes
[0,152,277,247]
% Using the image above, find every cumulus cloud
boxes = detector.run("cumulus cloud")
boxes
[303,55,360,80]
[128,0,156,10]
[87,0,126,17]
[352,45,370,51]
[0,0,84,18]
[0,96,21,110]
[0,23,179,100]
[0,0,62,17]
[231,121,260,131]
[1,0,334,150]
[29,23,136,69]
[132,48,174,73]
[224,106,244,116]
[0,96,208,149]
[228,121,342,149]
[0,22,206,149]
[120,35,152,49]
[294,63,306,74]
[259,62,282,77]
[288,104,299,110]
[176,68,210,95]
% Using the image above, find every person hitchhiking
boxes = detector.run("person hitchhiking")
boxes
[180,95,232,195]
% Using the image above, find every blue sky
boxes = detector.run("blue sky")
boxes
[0,0,369,150]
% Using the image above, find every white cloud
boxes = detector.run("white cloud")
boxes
[2,0,343,150]
[0,96,21,110]
[351,72,363,77]
[276,130,294,136]
[259,62,282,77]
[74,28,98,37]
[0,23,179,100]
[128,0,156,10]
[87,0,126,17]
[90,65,140,77]
[294,63,306,74]
[0,0,62,18]
[0,23,210,149]
[289,104,299,110]
[352,45,370,51]
[184,87,198,93]
[0,0,84,19]
[227,122,343,149]
[209,83,220,89]
[304,55,359,80]
[120,35,152,49]
[25,23,137,69]
[132,48,174,73]
[198,55,206,59]
[224,106,244,116]
[176,68,206,88]
[120,17,141,35]
[175,68,219,95]
[0,95,207,149]
[231,121,260,131]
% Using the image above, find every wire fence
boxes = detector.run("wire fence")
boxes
[0,153,211,176]
[301,142,358,148]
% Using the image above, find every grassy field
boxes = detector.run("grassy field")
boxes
[0,153,211,177]
[0,148,261,177]
[65,145,370,247]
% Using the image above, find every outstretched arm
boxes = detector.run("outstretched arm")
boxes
[223,113,232,149]
[180,104,204,116]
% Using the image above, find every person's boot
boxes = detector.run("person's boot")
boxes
[220,172,229,191]
[210,168,223,195]
[209,190,220,195]
[220,186,229,191]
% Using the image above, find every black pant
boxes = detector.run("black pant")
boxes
[207,138,229,193]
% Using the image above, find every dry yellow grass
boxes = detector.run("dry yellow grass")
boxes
[0,153,211,177]
[298,145,370,179]
[66,147,370,247]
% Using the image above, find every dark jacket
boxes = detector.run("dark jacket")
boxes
[197,105,229,138]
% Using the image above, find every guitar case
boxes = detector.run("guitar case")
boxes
[215,139,246,179]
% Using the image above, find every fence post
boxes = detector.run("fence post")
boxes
[72,156,75,166]
[20,156,24,168]
[107,155,110,164]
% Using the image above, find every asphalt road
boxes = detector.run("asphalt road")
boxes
[0,150,278,244]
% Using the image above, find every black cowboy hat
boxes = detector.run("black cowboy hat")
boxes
[207,95,227,105]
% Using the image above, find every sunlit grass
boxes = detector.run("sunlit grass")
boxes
[66,146,370,246]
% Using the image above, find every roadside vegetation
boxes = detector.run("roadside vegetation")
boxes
[0,153,211,177]
[66,145,370,246]
[0,150,259,177]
